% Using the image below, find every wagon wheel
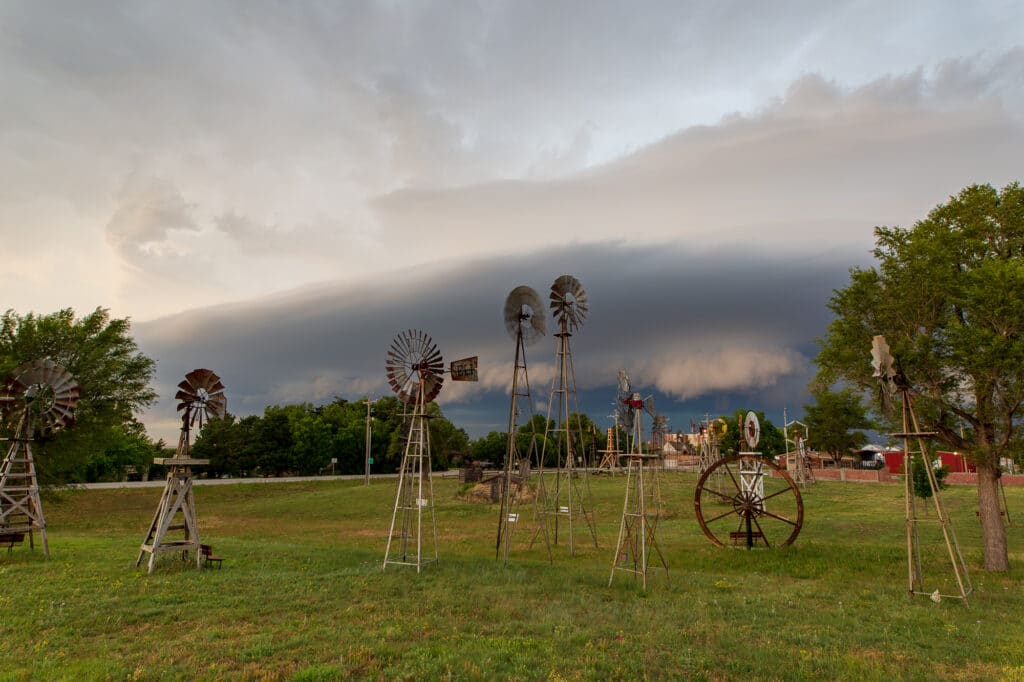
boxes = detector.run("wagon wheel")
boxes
[694,455,803,549]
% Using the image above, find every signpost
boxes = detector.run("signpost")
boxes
[365,399,374,485]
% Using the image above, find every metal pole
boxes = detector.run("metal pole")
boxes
[364,399,374,485]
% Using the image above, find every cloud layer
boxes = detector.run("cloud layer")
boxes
[133,241,859,440]
[2,3,1022,321]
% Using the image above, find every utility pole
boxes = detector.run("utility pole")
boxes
[365,398,375,485]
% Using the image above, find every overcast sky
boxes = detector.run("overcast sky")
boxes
[2,2,1022,441]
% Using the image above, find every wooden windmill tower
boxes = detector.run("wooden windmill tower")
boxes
[0,360,79,556]
[137,369,225,574]
[872,335,972,605]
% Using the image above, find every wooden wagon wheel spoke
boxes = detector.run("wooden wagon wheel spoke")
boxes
[761,487,795,504]
[703,507,742,525]
[759,509,800,527]
[751,515,772,548]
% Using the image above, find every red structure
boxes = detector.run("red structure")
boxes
[938,451,976,473]
[883,451,905,474]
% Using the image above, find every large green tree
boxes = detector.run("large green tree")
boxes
[0,308,157,483]
[802,388,871,467]
[816,182,1024,571]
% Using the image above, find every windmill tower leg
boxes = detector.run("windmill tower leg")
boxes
[137,465,202,574]
[540,320,597,556]
[897,390,972,605]
[609,455,667,589]
[0,427,49,556]
[384,392,438,572]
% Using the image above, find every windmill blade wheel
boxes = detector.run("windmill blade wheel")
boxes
[550,274,588,332]
[385,329,444,405]
[504,286,546,346]
[175,368,228,426]
[694,455,803,549]
[0,359,80,434]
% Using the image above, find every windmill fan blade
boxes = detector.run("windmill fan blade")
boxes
[550,274,587,331]
[871,335,894,378]
[504,285,546,346]
[644,397,655,416]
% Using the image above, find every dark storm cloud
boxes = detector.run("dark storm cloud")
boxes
[134,241,864,438]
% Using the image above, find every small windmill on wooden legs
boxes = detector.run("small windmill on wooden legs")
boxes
[137,369,225,573]
[872,335,972,605]
[0,360,79,556]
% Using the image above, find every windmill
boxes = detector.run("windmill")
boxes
[383,329,477,572]
[615,370,636,453]
[137,368,225,573]
[0,359,79,556]
[637,395,668,453]
[696,414,727,482]
[534,275,597,556]
[782,408,814,488]
[609,374,667,588]
[873,335,972,605]
[496,286,551,564]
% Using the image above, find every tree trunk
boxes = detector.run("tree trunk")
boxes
[976,461,1009,571]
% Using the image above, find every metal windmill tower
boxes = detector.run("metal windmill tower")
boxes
[383,330,477,572]
[783,409,814,488]
[535,275,597,556]
[697,414,727,476]
[137,369,225,573]
[496,286,551,564]
[872,335,972,605]
[609,375,667,588]
[0,360,79,556]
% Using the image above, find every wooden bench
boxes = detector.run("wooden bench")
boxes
[1,532,26,553]
[200,544,223,569]
[730,530,764,546]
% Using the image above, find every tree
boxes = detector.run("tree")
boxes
[469,431,507,466]
[0,308,157,483]
[911,455,949,504]
[802,388,871,467]
[816,182,1024,571]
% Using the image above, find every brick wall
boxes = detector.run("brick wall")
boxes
[807,468,892,483]
[945,473,1024,486]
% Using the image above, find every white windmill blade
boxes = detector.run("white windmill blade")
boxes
[871,335,895,379]
[617,369,630,394]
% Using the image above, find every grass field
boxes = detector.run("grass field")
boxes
[2,473,1023,681]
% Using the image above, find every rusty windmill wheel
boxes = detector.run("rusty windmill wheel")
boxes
[385,329,444,405]
[0,359,80,435]
[694,455,803,549]
[174,369,227,430]
[549,274,588,333]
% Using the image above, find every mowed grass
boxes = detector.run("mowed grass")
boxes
[2,474,1024,681]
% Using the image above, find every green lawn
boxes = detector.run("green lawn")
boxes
[2,474,1023,681]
